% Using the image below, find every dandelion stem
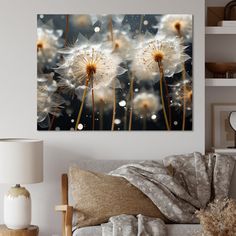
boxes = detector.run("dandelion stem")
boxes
[91,77,95,130]
[109,15,114,42]
[164,79,172,129]
[182,63,187,130]
[143,112,147,130]
[111,79,116,130]
[124,108,127,130]
[128,74,134,131]
[64,15,70,47]
[177,32,187,130]
[139,15,144,34]
[99,101,104,130]
[49,115,55,130]
[75,77,89,130]
[158,61,170,130]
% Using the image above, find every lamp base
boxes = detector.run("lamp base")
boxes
[4,185,31,230]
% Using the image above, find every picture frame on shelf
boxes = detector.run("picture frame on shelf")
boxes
[212,103,236,148]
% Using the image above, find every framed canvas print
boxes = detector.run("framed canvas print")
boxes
[37,14,193,131]
[212,103,236,148]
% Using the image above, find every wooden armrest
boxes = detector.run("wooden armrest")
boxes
[55,204,73,236]
[55,204,69,211]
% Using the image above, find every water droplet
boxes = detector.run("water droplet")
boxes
[78,124,83,130]
[40,14,44,19]
[114,119,121,125]
[71,119,74,123]
[94,26,100,32]
[134,88,139,92]
[151,114,157,120]
[143,20,148,25]
[119,100,126,107]
[174,121,178,126]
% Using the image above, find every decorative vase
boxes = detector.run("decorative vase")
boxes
[4,185,31,229]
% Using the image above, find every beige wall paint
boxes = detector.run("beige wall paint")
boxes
[0,0,205,235]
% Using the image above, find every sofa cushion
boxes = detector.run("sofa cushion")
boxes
[69,165,166,228]
[72,224,202,236]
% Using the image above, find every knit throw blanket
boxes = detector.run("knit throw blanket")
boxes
[101,152,235,236]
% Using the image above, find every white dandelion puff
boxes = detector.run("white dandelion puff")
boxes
[158,14,192,41]
[37,87,65,128]
[86,87,113,111]
[37,20,63,65]
[133,92,161,118]
[134,35,190,78]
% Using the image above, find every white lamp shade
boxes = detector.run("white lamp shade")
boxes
[0,139,43,184]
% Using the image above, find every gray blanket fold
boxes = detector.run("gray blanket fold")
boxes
[101,152,235,236]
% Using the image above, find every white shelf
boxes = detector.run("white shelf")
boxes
[205,26,236,35]
[205,78,236,87]
[212,148,236,155]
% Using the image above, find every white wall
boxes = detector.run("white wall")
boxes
[0,0,205,235]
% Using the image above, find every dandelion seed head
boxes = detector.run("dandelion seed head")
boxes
[56,41,126,92]
[86,87,113,111]
[159,14,192,41]
[37,21,63,64]
[133,92,161,118]
[133,36,190,79]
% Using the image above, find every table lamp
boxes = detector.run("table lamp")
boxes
[0,139,43,230]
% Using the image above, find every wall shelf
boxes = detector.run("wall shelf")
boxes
[205,26,236,34]
[205,78,236,87]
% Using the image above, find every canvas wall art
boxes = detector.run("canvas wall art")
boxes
[37,14,193,131]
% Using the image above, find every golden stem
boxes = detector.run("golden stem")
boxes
[109,15,114,42]
[99,101,104,130]
[128,75,134,131]
[182,63,187,130]
[158,61,170,130]
[124,108,127,130]
[164,79,172,129]
[139,15,144,33]
[143,112,147,130]
[75,77,89,130]
[111,79,116,130]
[64,15,70,47]
[91,77,95,130]
[177,32,187,130]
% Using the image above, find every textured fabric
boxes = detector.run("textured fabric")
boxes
[69,165,166,228]
[101,214,166,236]
[72,224,201,236]
[109,152,235,224]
